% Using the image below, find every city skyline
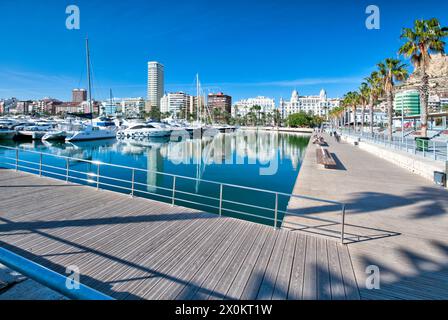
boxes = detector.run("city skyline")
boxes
[0,0,448,102]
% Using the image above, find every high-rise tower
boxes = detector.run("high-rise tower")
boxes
[147,61,164,113]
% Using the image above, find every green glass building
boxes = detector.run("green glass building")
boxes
[394,90,421,116]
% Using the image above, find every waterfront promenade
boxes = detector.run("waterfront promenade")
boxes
[284,133,448,299]
[0,169,359,300]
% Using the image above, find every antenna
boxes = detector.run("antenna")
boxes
[86,36,93,124]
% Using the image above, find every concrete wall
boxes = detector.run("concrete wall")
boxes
[342,135,447,187]
[241,127,314,134]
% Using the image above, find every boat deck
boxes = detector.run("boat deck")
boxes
[0,169,359,300]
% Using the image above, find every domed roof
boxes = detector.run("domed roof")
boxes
[320,89,327,99]
[291,90,299,102]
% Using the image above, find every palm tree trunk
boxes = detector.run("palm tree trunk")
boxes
[387,90,394,141]
[369,98,374,137]
[361,104,365,136]
[352,106,356,132]
[420,70,429,138]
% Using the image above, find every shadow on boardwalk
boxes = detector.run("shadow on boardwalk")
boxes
[288,186,448,220]
[356,239,448,299]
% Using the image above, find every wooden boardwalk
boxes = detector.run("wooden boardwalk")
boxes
[0,169,359,300]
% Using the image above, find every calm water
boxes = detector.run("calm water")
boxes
[0,131,310,226]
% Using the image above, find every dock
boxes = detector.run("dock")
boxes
[283,133,448,299]
[0,169,359,300]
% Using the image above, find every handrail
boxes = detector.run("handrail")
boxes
[0,246,114,300]
[0,144,347,243]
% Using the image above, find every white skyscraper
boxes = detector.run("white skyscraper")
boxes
[147,61,164,112]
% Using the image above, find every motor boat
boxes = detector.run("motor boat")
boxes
[17,123,55,140]
[117,122,172,140]
[65,123,117,142]
[0,129,16,140]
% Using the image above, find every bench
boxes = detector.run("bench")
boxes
[312,136,326,146]
[316,147,337,168]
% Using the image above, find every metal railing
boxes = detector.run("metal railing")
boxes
[0,145,348,243]
[340,128,448,162]
[0,246,113,300]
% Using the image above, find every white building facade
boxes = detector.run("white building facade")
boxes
[232,96,276,117]
[160,92,189,116]
[279,89,340,119]
[147,61,164,112]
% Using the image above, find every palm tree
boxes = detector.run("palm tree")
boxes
[359,82,370,135]
[343,91,361,132]
[377,58,408,141]
[365,71,384,136]
[398,18,448,138]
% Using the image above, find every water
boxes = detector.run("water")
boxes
[0,131,310,226]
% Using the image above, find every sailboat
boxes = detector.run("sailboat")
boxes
[65,38,117,142]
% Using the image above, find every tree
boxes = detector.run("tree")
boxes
[377,58,408,140]
[273,109,282,127]
[398,18,448,137]
[342,91,361,131]
[359,82,371,135]
[287,112,322,128]
[365,71,384,136]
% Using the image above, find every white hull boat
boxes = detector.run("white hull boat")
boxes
[0,130,16,140]
[66,125,117,142]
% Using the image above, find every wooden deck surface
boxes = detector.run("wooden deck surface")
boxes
[0,169,359,300]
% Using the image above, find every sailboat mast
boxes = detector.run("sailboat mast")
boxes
[86,37,93,122]
[196,73,200,122]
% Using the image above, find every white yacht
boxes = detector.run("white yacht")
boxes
[17,122,56,140]
[117,122,172,139]
[0,130,16,140]
[65,123,117,142]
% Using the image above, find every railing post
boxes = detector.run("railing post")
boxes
[96,164,100,190]
[274,193,279,229]
[171,176,176,207]
[65,158,69,183]
[130,169,135,197]
[15,149,18,171]
[341,204,346,245]
[219,184,223,217]
[39,153,43,176]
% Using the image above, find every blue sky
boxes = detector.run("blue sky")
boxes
[0,0,447,102]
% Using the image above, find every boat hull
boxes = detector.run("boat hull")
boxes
[42,131,67,141]
[0,131,16,140]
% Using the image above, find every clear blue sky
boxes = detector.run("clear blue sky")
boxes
[0,0,447,102]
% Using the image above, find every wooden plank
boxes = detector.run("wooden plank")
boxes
[316,239,331,300]
[302,235,317,300]
[224,226,273,300]
[207,224,264,300]
[188,223,258,300]
[336,244,360,300]
[174,221,249,300]
[240,229,279,300]
[287,233,307,300]
[327,240,345,300]
[146,219,240,300]
[256,230,288,300]
[271,232,296,300]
